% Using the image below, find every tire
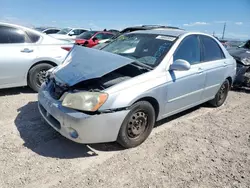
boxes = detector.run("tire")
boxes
[28,63,54,92]
[117,101,156,148]
[209,79,230,107]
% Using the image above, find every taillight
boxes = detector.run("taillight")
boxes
[61,47,72,51]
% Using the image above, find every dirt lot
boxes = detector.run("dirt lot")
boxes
[0,87,249,188]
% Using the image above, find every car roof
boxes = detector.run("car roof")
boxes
[131,29,188,37]
[96,31,115,34]
[0,22,45,35]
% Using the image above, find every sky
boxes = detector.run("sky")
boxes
[0,0,250,40]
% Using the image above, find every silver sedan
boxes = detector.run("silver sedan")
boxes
[38,29,236,148]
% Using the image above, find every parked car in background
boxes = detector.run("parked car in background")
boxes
[75,31,115,48]
[0,22,74,92]
[34,27,60,34]
[49,27,88,40]
[219,39,231,49]
[108,29,120,34]
[38,29,236,148]
[228,40,250,88]
[93,25,182,49]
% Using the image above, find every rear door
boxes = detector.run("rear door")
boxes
[0,25,37,88]
[199,35,227,100]
[89,33,106,47]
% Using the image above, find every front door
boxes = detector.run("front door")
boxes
[163,35,206,117]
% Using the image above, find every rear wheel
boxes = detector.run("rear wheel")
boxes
[117,101,155,148]
[209,79,230,107]
[28,63,54,92]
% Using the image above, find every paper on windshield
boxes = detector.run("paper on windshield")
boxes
[156,35,176,41]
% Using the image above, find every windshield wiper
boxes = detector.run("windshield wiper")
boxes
[133,61,153,70]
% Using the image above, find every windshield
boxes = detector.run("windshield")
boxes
[102,33,176,68]
[77,31,97,40]
[57,28,72,34]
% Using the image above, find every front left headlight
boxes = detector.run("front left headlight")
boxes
[62,92,108,112]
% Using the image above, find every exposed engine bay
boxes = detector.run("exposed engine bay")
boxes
[228,44,250,88]
[48,63,149,100]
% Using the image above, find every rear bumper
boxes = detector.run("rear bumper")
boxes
[38,83,129,144]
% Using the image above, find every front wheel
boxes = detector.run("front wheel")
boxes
[28,63,54,92]
[117,101,155,148]
[209,79,230,107]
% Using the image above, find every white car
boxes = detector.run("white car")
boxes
[0,22,74,92]
[49,28,88,40]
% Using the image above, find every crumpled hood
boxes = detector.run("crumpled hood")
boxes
[52,45,134,86]
[228,47,250,65]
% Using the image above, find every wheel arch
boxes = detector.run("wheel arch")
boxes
[226,76,233,87]
[133,96,160,121]
[27,60,57,83]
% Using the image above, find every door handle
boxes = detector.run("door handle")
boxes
[223,62,227,67]
[21,48,33,53]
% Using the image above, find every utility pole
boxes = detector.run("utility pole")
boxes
[222,22,226,39]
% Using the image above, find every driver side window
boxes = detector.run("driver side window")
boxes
[174,35,201,65]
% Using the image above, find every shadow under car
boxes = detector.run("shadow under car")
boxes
[14,100,205,157]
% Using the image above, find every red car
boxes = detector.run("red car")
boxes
[75,31,115,48]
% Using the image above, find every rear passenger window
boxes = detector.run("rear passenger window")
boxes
[174,35,201,65]
[200,35,225,62]
[0,26,26,44]
[26,31,40,43]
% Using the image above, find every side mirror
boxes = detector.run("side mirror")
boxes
[68,31,74,36]
[169,59,191,71]
[92,37,98,42]
[83,41,89,46]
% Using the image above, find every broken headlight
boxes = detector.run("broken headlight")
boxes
[61,92,108,112]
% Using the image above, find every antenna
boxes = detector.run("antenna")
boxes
[222,22,226,39]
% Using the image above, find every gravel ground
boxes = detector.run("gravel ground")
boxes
[0,87,249,188]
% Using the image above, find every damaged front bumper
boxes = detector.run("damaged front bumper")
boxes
[38,83,129,144]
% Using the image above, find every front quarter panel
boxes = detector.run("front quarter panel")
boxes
[99,72,171,120]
